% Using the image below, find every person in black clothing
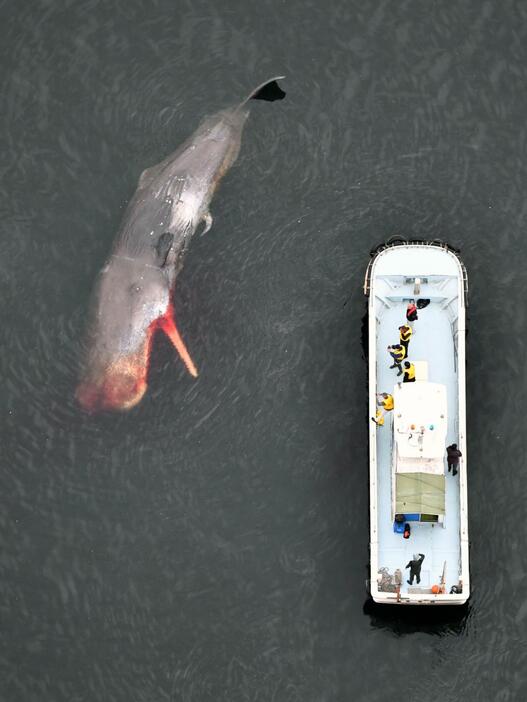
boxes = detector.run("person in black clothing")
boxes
[446,443,462,476]
[406,553,425,585]
[406,300,418,322]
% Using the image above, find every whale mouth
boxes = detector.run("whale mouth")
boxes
[155,303,198,379]
[76,304,198,413]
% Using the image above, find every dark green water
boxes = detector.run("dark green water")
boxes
[2,1,527,700]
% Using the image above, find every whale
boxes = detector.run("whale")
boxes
[76,77,285,412]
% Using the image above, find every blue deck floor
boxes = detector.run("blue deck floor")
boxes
[374,296,461,593]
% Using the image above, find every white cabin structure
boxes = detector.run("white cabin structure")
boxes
[364,241,469,604]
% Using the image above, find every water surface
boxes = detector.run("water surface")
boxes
[1,1,527,700]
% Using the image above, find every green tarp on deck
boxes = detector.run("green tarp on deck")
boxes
[395,473,445,515]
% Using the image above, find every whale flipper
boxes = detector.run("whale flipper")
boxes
[201,211,213,235]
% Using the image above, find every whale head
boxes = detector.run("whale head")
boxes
[76,256,195,412]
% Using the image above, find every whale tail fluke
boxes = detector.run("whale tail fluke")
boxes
[244,76,286,103]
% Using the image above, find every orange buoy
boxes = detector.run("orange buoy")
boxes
[431,584,440,594]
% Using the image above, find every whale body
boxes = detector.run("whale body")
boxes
[76,77,285,412]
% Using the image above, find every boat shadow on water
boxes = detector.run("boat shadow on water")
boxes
[362,596,470,636]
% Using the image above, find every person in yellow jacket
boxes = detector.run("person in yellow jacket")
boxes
[372,393,394,425]
[399,324,412,355]
[371,409,385,426]
[387,344,406,375]
[379,392,394,411]
[403,361,416,383]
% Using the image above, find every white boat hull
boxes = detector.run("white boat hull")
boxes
[365,242,469,605]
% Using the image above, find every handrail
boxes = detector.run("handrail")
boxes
[363,239,469,305]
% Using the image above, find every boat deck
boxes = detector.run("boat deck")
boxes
[374,296,461,593]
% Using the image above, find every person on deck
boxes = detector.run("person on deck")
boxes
[446,443,462,476]
[388,344,406,375]
[371,409,385,426]
[402,361,416,383]
[372,393,394,425]
[406,300,418,322]
[378,392,394,411]
[399,324,413,355]
[406,553,425,585]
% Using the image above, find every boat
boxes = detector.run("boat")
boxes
[364,240,469,604]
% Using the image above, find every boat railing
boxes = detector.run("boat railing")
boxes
[363,238,469,304]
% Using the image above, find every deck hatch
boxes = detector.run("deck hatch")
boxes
[395,472,445,515]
